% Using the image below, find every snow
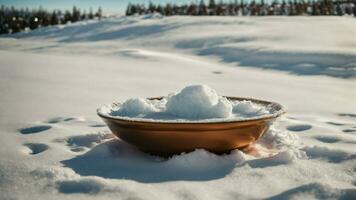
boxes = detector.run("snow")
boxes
[107,84,270,121]
[0,15,356,200]
[112,98,159,117]
[232,100,270,117]
[165,85,232,119]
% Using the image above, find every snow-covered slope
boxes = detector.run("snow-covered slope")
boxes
[0,15,355,200]
[2,15,356,78]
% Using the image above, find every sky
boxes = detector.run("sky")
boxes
[0,0,202,14]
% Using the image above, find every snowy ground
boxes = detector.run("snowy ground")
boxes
[0,16,355,199]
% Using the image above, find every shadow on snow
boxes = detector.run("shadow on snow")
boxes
[61,139,292,183]
[62,139,237,183]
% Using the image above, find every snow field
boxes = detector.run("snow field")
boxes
[0,15,355,199]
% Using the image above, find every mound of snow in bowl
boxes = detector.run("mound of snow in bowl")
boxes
[166,85,232,119]
[105,85,272,121]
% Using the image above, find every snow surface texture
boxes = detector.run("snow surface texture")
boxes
[107,85,270,121]
[0,16,356,200]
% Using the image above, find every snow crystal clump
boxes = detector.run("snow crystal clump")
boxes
[272,149,307,164]
[30,166,79,180]
[259,126,302,149]
[166,85,232,119]
[258,126,308,162]
[233,100,270,117]
[165,149,246,171]
[112,98,158,117]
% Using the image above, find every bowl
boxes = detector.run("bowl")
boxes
[97,97,285,157]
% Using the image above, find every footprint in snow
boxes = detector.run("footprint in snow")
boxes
[286,124,312,132]
[286,116,298,120]
[314,136,340,143]
[326,121,346,126]
[70,147,88,152]
[47,116,84,123]
[63,117,76,122]
[54,132,115,153]
[66,133,114,148]
[63,117,86,122]
[89,124,106,128]
[314,136,356,144]
[302,146,356,163]
[24,143,49,155]
[343,129,356,133]
[338,113,356,118]
[19,125,52,134]
[57,178,105,194]
[47,117,65,124]
[212,71,223,74]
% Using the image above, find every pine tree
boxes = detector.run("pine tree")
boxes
[72,6,80,22]
[216,1,225,15]
[126,4,132,16]
[172,4,179,15]
[208,0,217,15]
[89,8,94,19]
[164,4,173,16]
[281,0,287,15]
[198,0,208,15]
[81,11,87,20]
[148,1,156,13]
[312,2,320,16]
[64,10,72,23]
[187,3,198,15]
[157,5,163,14]
[29,15,39,30]
[250,1,257,16]
[50,10,59,25]
[96,7,102,19]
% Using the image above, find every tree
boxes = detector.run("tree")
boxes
[198,0,208,15]
[95,7,102,19]
[89,8,94,19]
[72,6,80,22]
[50,10,59,25]
[148,1,156,13]
[216,1,225,15]
[156,5,163,14]
[64,10,72,23]
[208,0,217,15]
[172,4,179,15]
[29,15,39,30]
[81,11,87,20]
[187,3,198,15]
[250,1,257,16]
[0,5,101,35]
[164,4,173,16]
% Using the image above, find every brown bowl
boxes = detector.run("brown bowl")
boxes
[97,97,285,157]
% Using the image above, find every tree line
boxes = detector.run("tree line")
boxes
[126,0,356,16]
[0,5,103,34]
[2,1,355,35]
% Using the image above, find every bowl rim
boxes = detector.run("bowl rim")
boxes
[97,96,286,124]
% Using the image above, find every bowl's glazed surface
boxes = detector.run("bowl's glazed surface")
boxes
[97,97,285,157]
